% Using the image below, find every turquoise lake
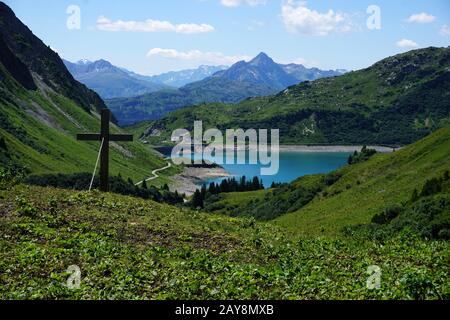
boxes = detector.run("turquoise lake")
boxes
[159,147,352,188]
[204,151,351,187]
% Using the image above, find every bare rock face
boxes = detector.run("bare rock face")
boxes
[0,34,36,90]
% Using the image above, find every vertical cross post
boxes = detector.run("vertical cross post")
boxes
[100,109,110,192]
[77,108,133,192]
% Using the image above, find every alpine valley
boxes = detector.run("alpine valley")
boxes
[0,1,449,301]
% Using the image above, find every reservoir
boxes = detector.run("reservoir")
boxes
[204,151,352,187]
[157,146,352,188]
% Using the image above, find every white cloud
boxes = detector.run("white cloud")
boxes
[396,38,419,48]
[147,48,251,65]
[220,0,266,7]
[407,12,436,24]
[440,24,450,36]
[96,16,214,34]
[280,0,352,36]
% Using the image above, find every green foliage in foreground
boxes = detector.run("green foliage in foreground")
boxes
[0,184,448,300]
[24,172,184,205]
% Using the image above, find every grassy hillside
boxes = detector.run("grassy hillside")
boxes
[0,182,448,299]
[0,61,178,184]
[141,46,450,145]
[203,125,450,237]
[276,125,450,237]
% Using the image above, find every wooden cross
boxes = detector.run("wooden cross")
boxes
[77,109,133,192]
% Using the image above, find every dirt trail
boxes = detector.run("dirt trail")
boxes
[135,162,172,186]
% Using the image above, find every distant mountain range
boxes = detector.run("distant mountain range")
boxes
[131,65,229,88]
[107,52,346,125]
[281,64,348,82]
[63,59,171,99]
[63,60,232,99]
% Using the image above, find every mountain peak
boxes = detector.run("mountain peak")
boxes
[256,52,270,59]
[249,52,274,65]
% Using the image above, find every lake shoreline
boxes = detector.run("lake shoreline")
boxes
[169,166,231,196]
[278,145,398,153]
[155,144,399,155]
[166,145,396,196]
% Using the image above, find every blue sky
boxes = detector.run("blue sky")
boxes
[4,0,450,75]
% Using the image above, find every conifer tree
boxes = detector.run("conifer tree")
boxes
[201,184,207,200]
[192,189,204,208]
[208,182,216,194]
